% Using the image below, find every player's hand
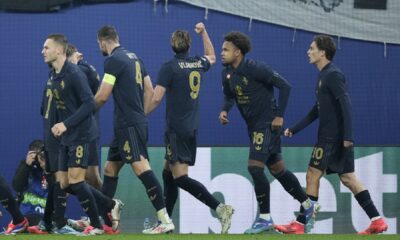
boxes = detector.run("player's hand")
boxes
[271,117,283,131]
[284,128,293,137]
[219,111,229,125]
[25,151,37,166]
[195,22,205,34]
[343,141,353,148]
[52,122,67,137]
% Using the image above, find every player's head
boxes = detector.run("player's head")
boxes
[66,43,83,64]
[28,139,44,152]
[171,30,191,54]
[28,139,45,169]
[221,31,251,66]
[308,34,336,64]
[97,25,119,56]
[42,34,68,64]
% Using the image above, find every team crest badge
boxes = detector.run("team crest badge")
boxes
[226,74,231,79]
[60,80,65,89]
[242,76,248,85]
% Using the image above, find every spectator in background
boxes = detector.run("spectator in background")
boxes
[12,140,47,227]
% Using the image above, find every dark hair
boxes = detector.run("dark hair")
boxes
[171,30,191,54]
[66,43,77,58]
[28,139,44,152]
[313,34,336,61]
[97,25,119,42]
[47,34,68,53]
[223,31,251,55]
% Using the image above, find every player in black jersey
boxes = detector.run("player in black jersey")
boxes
[219,31,315,234]
[95,25,174,234]
[43,34,121,235]
[146,22,234,234]
[66,43,102,190]
[276,34,388,235]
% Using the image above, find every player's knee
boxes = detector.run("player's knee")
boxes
[267,161,285,176]
[85,174,102,189]
[68,170,85,184]
[59,179,69,189]
[174,175,190,190]
[339,173,355,188]
[248,166,267,183]
[131,160,151,176]
[104,163,119,177]
[306,167,322,184]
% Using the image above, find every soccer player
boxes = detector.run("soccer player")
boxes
[0,175,29,234]
[66,43,102,190]
[95,25,174,234]
[146,22,234,234]
[26,62,64,235]
[275,34,388,235]
[219,31,315,234]
[43,34,121,235]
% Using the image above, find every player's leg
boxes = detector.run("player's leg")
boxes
[244,159,274,234]
[161,131,178,217]
[274,141,328,234]
[244,127,277,234]
[340,173,387,234]
[82,139,123,234]
[52,149,72,234]
[85,139,102,190]
[67,143,103,235]
[162,160,178,217]
[339,146,387,235]
[168,129,233,233]
[118,125,173,234]
[0,175,28,234]
[101,137,123,198]
[97,139,124,233]
[131,155,175,234]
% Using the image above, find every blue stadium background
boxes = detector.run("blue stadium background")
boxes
[0,0,399,227]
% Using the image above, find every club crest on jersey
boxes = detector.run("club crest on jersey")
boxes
[242,76,248,85]
[60,80,65,89]
[226,74,231,79]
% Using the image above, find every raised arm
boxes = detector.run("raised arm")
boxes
[195,22,215,65]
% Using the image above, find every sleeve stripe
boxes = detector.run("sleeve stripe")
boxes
[103,73,116,85]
